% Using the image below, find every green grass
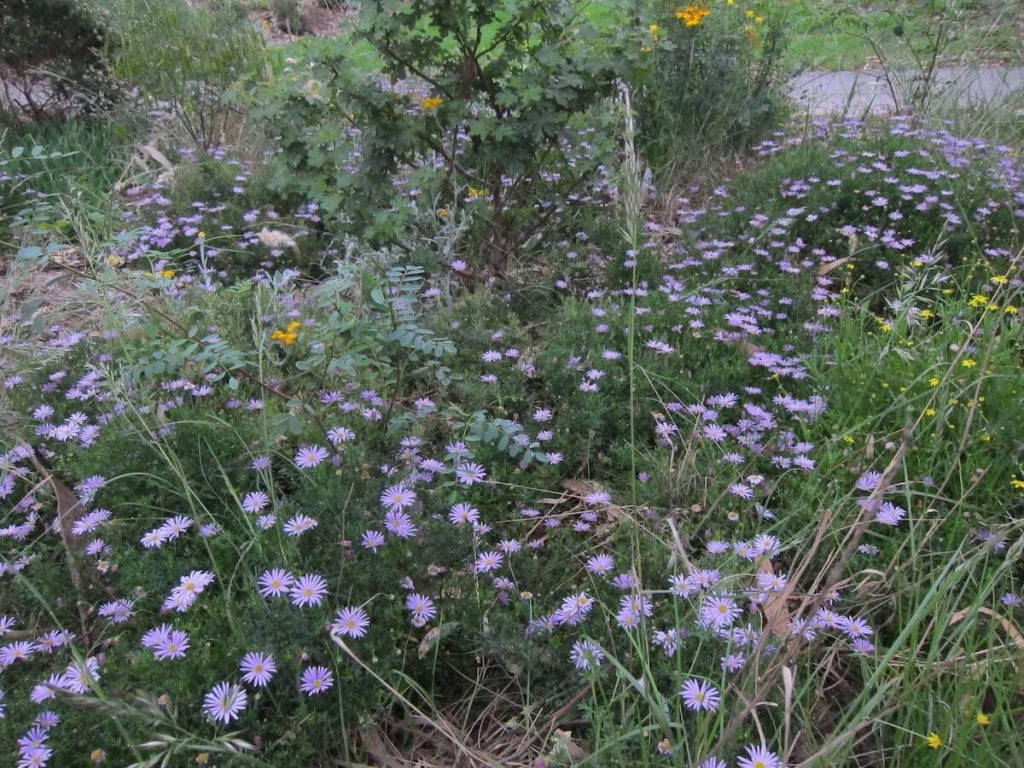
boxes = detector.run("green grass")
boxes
[785,0,1024,70]
[1,117,138,201]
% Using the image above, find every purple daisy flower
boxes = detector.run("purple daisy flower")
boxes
[680,679,720,712]
[405,593,436,626]
[299,665,334,696]
[569,639,605,670]
[380,484,416,511]
[330,606,370,639]
[384,510,417,539]
[289,573,328,608]
[241,491,270,513]
[18,746,52,767]
[554,592,595,626]
[294,444,328,469]
[203,682,247,724]
[455,462,487,485]
[448,502,479,525]
[585,554,615,575]
[361,530,385,551]
[239,652,276,687]
[737,744,781,768]
[283,514,318,537]
[473,551,503,573]
[153,629,190,661]
[258,568,294,598]
[701,595,741,629]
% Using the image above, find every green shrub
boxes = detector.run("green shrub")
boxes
[0,0,116,123]
[636,1,789,169]
[271,0,311,35]
[109,0,265,149]
[250,0,641,270]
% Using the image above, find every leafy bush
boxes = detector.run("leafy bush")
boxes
[271,0,310,35]
[250,0,638,270]
[0,0,116,123]
[637,0,789,168]
[109,0,264,148]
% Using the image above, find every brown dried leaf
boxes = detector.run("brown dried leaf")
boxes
[418,621,460,659]
[731,338,764,359]
[817,258,850,276]
[758,558,793,640]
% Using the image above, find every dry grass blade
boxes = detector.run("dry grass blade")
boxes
[949,606,1024,650]
[27,450,94,641]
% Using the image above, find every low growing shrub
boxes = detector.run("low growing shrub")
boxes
[0,0,116,123]
[109,0,265,149]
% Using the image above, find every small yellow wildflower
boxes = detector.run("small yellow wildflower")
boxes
[271,330,298,346]
[649,23,664,41]
[745,9,755,18]
[467,186,487,198]
[286,320,302,332]
[754,15,765,24]
[1012,478,1024,490]
[981,433,992,442]
[987,302,999,311]
[437,207,449,219]
[197,231,206,240]
[976,712,991,726]
[843,435,855,445]
[961,358,977,368]
[1004,305,1018,314]
[969,293,989,307]
[942,288,954,295]
[991,274,1009,285]
[920,308,935,319]
[928,376,941,387]
[925,408,937,417]
[676,5,711,26]
[926,732,942,749]
[160,269,176,279]
[420,96,444,111]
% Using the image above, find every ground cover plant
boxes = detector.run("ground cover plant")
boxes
[2,2,1024,768]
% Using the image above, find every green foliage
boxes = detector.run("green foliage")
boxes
[271,0,310,35]
[250,1,637,269]
[637,1,789,168]
[0,0,115,123]
[109,0,264,148]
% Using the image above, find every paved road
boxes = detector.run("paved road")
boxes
[790,67,1024,116]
